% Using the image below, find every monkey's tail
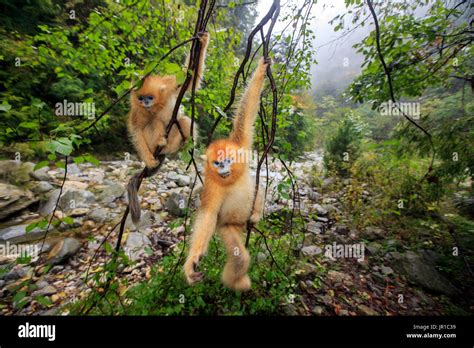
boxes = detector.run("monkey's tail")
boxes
[128,155,166,224]
[128,173,142,224]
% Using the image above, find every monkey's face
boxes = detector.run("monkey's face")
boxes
[205,140,246,186]
[132,75,178,112]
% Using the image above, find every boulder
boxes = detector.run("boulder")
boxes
[390,251,459,296]
[165,193,187,217]
[0,223,51,243]
[47,238,82,265]
[124,232,151,261]
[30,166,51,181]
[0,183,38,220]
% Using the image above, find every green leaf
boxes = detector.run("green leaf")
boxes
[36,295,53,306]
[0,101,12,112]
[34,160,49,171]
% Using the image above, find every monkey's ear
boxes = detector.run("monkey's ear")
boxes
[200,155,207,161]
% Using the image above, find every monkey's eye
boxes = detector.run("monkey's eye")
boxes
[147,96,154,101]
[138,96,144,101]
[213,161,220,167]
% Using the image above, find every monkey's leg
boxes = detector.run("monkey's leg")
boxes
[144,121,167,153]
[162,116,197,155]
[185,32,210,92]
[219,224,251,291]
[131,127,158,168]
[249,186,264,224]
[184,210,218,284]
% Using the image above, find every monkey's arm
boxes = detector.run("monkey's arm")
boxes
[128,122,158,168]
[249,186,264,224]
[230,57,270,150]
[185,32,210,93]
[184,183,223,284]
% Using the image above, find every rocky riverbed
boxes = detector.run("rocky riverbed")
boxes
[0,152,468,315]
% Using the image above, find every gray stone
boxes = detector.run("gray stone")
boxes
[301,245,322,257]
[314,204,328,215]
[165,193,187,217]
[361,227,385,240]
[176,174,191,187]
[366,241,383,255]
[0,224,51,243]
[256,252,268,262]
[124,232,151,261]
[38,189,61,216]
[394,251,459,296]
[59,163,81,175]
[327,270,352,284]
[30,181,54,194]
[58,189,95,212]
[89,208,109,223]
[32,285,57,297]
[47,238,82,265]
[166,171,178,181]
[30,166,51,181]
[98,183,125,203]
[0,183,38,220]
[4,266,32,281]
[0,161,34,184]
[307,221,322,234]
[381,265,394,275]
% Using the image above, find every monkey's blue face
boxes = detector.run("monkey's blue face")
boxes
[212,158,234,178]
[137,95,155,108]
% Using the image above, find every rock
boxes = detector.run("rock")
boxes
[3,265,32,281]
[357,304,378,316]
[380,265,394,275]
[58,189,95,212]
[32,285,57,297]
[38,189,61,216]
[318,294,333,306]
[30,181,54,194]
[327,270,352,285]
[312,306,323,315]
[167,171,179,181]
[69,208,89,217]
[307,221,322,234]
[256,252,267,262]
[165,193,187,217]
[176,174,191,187]
[59,163,81,175]
[295,261,319,278]
[334,224,349,235]
[366,241,383,255]
[63,180,88,190]
[0,161,34,184]
[316,216,329,223]
[0,224,51,243]
[30,166,51,181]
[301,245,322,257]
[314,204,328,215]
[393,251,459,296]
[89,208,109,223]
[47,238,82,265]
[98,182,125,203]
[124,232,151,261]
[361,227,385,240]
[0,183,38,220]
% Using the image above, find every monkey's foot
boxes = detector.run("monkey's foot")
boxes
[184,254,204,285]
[223,274,251,292]
[145,158,158,169]
[249,211,262,225]
[156,137,168,147]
